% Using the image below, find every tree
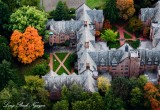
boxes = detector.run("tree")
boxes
[53,100,69,110]
[97,76,111,93]
[103,20,112,30]
[130,87,143,108]
[101,29,117,42]
[111,77,131,101]
[144,82,160,110]
[10,26,44,64]
[104,90,125,110]
[21,0,40,7]
[116,0,135,20]
[9,6,48,35]
[54,1,69,21]
[0,60,19,90]
[0,1,10,36]
[104,0,119,23]
[129,17,143,32]
[0,36,12,63]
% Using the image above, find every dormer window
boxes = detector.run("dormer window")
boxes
[84,21,87,26]
[86,63,90,69]
[85,42,89,48]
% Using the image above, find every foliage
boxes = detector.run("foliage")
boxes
[130,87,143,108]
[32,62,49,76]
[104,90,125,110]
[111,77,131,101]
[107,41,120,49]
[143,26,150,38]
[101,29,117,42]
[0,60,19,90]
[54,1,70,21]
[116,0,135,20]
[129,17,143,32]
[86,0,106,9]
[21,0,40,7]
[10,26,44,64]
[144,82,160,110]
[103,19,112,30]
[72,92,105,110]
[95,31,101,37]
[9,6,48,35]
[1,0,21,12]
[97,76,111,93]
[126,40,140,49]
[0,36,12,63]
[64,40,70,47]
[104,0,119,22]
[0,1,10,36]
[53,100,69,110]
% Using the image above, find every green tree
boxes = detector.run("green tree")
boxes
[0,1,11,36]
[53,100,69,110]
[129,17,143,32]
[9,6,48,35]
[21,0,40,7]
[54,1,69,21]
[130,87,143,109]
[0,60,19,90]
[137,75,148,88]
[111,77,131,101]
[104,90,125,110]
[101,29,117,43]
[0,36,12,63]
[104,0,119,23]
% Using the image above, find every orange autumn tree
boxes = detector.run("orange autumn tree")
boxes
[144,82,160,110]
[10,26,44,64]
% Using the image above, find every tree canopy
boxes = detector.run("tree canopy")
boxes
[116,0,135,20]
[10,26,44,64]
[101,29,117,42]
[9,6,48,35]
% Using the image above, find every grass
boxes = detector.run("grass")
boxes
[53,55,60,72]
[126,40,140,49]
[16,58,48,76]
[107,40,120,49]
[55,53,67,61]
[86,0,107,9]
[64,54,77,72]
[124,33,132,39]
[112,25,118,31]
[57,67,67,75]
[116,32,120,39]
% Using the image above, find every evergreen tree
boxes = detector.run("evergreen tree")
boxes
[54,1,69,21]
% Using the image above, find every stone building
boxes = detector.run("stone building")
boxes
[43,3,160,93]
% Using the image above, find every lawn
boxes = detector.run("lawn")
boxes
[55,52,67,61]
[126,40,140,49]
[86,0,107,9]
[107,40,120,49]
[124,33,132,39]
[53,55,60,72]
[57,67,68,75]
[112,25,118,31]
[64,54,77,72]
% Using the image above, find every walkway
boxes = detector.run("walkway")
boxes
[115,23,137,46]
[53,52,71,75]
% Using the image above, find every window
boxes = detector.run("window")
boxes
[125,65,128,67]
[125,68,128,70]
[125,72,128,74]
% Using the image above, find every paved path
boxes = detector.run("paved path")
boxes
[53,52,71,75]
[115,23,137,46]
[49,53,53,71]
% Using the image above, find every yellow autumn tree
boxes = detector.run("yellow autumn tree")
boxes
[97,76,111,93]
[116,0,135,20]
[10,26,44,64]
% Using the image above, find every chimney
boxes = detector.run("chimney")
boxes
[85,42,89,48]
[84,21,87,26]
[86,63,90,69]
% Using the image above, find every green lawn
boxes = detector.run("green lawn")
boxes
[64,54,77,72]
[16,58,48,76]
[55,52,67,61]
[112,25,118,31]
[53,55,60,72]
[86,0,107,9]
[124,33,132,39]
[57,67,67,75]
[126,40,140,49]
